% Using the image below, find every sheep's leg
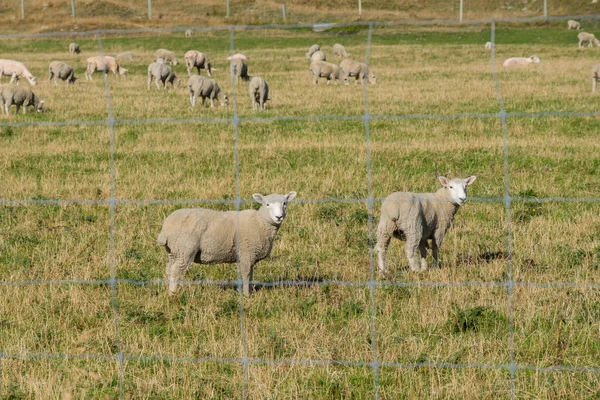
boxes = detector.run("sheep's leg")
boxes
[238,257,254,296]
[156,77,161,90]
[167,250,196,295]
[375,218,395,274]
[147,73,152,90]
[418,240,428,272]
[209,92,215,108]
[190,93,196,108]
[9,73,16,85]
[313,74,318,85]
[432,235,443,268]
[404,233,421,272]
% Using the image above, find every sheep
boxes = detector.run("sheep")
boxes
[69,42,80,54]
[147,61,180,90]
[568,20,582,30]
[592,64,600,92]
[116,51,136,64]
[309,60,346,85]
[578,32,600,48]
[333,43,351,58]
[158,192,297,296]
[185,29,193,37]
[375,176,476,274]
[310,51,326,62]
[231,58,250,82]
[48,61,77,86]
[485,41,493,50]
[305,44,320,59]
[226,53,249,61]
[339,58,376,85]
[155,49,179,65]
[187,75,228,108]
[184,50,215,77]
[502,56,540,67]
[0,59,37,86]
[249,76,269,110]
[84,56,127,81]
[0,84,44,115]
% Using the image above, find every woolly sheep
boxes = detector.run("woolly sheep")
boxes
[226,53,249,61]
[185,29,193,37]
[155,49,179,65]
[502,56,540,67]
[333,43,351,58]
[310,51,326,62]
[0,84,44,115]
[592,64,600,92]
[85,56,127,81]
[339,58,376,85]
[187,75,228,107]
[147,61,180,90]
[485,41,493,50]
[116,51,136,64]
[568,20,582,30]
[185,50,215,77]
[48,61,77,86]
[69,42,80,54]
[249,76,269,110]
[578,32,600,48]
[0,59,37,86]
[305,44,320,59]
[232,58,250,82]
[309,60,346,85]
[375,176,476,273]
[158,192,297,296]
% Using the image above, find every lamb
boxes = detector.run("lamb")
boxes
[147,61,180,90]
[568,20,582,30]
[578,32,600,48]
[249,76,269,110]
[310,51,326,62]
[155,49,179,65]
[484,41,493,50]
[339,58,376,84]
[187,75,228,107]
[375,176,476,274]
[333,43,351,58]
[84,56,127,81]
[226,53,249,61]
[502,56,540,67]
[592,64,600,92]
[309,60,346,85]
[69,42,80,54]
[158,192,297,296]
[305,44,320,59]
[185,29,193,37]
[116,51,136,64]
[0,59,37,86]
[0,84,44,115]
[48,61,77,86]
[185,50,215,76]
[231,58,250,82]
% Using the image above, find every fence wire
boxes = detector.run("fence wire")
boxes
[1,14,600,399]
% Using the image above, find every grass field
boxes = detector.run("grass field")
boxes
[1,21,600,399]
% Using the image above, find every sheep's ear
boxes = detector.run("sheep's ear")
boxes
[465,176,477,186]
[252,193,264,204]
[286,191,297,201]
[438,176,449,187]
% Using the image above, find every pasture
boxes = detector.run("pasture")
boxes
[0,22,600,398]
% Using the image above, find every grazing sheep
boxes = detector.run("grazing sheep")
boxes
[0,59,37,86]
[578,32,600,48]
[502,56,540,67]
[568,20,582,30]
[305,44,320,59]
[0,84,44,115]
[158,192,297,296]
[310,51,326,62]
[249,76,269,110]
[339,58,376,85]
[48,61,77,86]
[185,50,215,77]
[375,176,476,274]
[187,75,228,107]
[116,51,136,64]
[69,42,80,54]
[147,61,180,90]
[231,58,250,82]
[592,64,600,92]
[185,29,193,37]
[485,41,493,50]
[226,53,249,61]
[309,60,346,85]
[85,56,127,81]
[333,43,351,58]
[155,49,179,65]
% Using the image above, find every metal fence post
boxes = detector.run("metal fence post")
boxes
[71,0,75,20]
[358,0,362,16]
[21,0,24,19]
[148,0,152,19]
[543,0,547,18]
[459,0,463,22]
[282,4,286,22]
[226,0,230,18]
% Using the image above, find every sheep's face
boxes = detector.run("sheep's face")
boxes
[529,56,540,64]
[439,176,476,206]
[253,192,297,225]
[368,71,377,84]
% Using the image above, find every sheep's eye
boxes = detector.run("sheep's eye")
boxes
[266,203,270,207]
[449,186,454,189]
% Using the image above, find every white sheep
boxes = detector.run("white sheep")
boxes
[0,84,44,115]
[185,29,193,37]
[375,176,476,273]
[226,53,249,61]
[339,58,376,84]
[116,51,136,64]
[185,50,215,77]
[147,61,179,90]
[158,192,297,296]
[484,41,493,50]
[69,42,80,54]
[578,32,600,48]
[592,64,600,92]
[48,61,77,86]
[310,51,326,62]
[333,43,351,58]
[502,56,540,67]
[187,75,228,107]
[85,56,127,81]
[568,20,582,30]
[306,44,320,59]
[309,60,346,85]
[231,58,250,82]
[155,49,179,65]
[249,76,269,110]
[0,59,37,86]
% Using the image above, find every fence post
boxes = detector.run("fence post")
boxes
[358,0,362,16]
[21,0,24,19]
[282,4,286,22]
[226,0,230,18]
[459,0,463,22]
[148,0,152,19]
[543,0,547,18]
[71,0,75,20]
